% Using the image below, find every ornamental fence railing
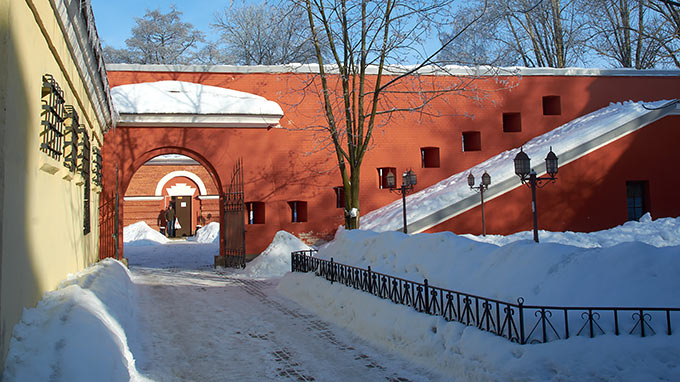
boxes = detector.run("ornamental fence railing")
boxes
[291,249,679,345]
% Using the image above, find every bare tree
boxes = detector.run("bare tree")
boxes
[438,3,520,65]
[585,0,662,69]
[213,2,323,65]
[295,0,489,229]
[103,6,205,64]
[440,0,589,68]
[647,0,680,66]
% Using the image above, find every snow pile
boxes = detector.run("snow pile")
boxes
[188,222,220,244]
[278,220,680,381]
[229,231,311,278]
[111,80,284,116]
[123,221,169,245]
[465,213,680,248]
[305,228,680,306]
[2,259,148,382]
[361,100,674,231]
[279,273,680,381]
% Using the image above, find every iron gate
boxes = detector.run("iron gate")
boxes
[98,167,120,260]
[223,158,246,268]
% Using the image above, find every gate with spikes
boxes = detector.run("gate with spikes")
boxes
[222,158,246,268]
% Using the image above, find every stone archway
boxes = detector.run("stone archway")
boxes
[101,80,284,265]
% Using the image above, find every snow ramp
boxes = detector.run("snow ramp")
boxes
[360,99,680,233]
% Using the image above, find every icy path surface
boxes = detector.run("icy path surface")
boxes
[130,245,445,381]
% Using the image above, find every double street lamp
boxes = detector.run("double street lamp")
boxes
[468,171,491,236]
[386,169,417,233]
[513,147,559,243]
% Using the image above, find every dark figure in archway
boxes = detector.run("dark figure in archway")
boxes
[165,203,176,237]
[157,209,167,236]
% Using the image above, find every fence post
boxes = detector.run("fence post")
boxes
[367,266,372,293]
[424,279,430,314]
[330,258,335,284]
[518,298,525,344]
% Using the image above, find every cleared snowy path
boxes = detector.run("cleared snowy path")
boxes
[131,258,445,381]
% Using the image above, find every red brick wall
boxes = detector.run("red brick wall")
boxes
[427,116,680,235]
[124,163,221,232]
[104,69,680,255]
[126,164,219,196]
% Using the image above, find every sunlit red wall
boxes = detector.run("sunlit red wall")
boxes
[103,68,680,255]
[427,116,680,235]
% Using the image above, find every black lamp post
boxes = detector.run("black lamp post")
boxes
[387,169,417,233]
[513,147,559,243]
[468,171,491,236]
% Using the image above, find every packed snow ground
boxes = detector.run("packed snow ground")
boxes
[4,218,680,381]
[361,100,675,231]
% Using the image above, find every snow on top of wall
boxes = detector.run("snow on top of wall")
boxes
[111,80,284,116]
[361,100,675,232]
[107,63,680,77]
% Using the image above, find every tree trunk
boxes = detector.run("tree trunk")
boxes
[343,166,361,229]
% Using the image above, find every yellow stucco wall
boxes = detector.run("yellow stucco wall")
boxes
[0,0,109,366]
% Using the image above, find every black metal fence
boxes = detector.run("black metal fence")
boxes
[291,250,680,345]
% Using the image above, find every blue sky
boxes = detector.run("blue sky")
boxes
[90,0,231,48]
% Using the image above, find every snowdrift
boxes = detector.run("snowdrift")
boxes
[308,226,680,307]
[279,218,680,381]
[228,231,311,278]
[466,213,680,248]
[188,222,220,244]
[123,221,169,245]
[2,260,148,381]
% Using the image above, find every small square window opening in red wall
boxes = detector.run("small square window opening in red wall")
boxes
[543,96,561,115]
[462,131,482,151]
[377,167,396,189]
[288,201,308,222]
[421,147,440,168]
[246,201,265,224]
[334,186,345,208]
[503,113,522,132]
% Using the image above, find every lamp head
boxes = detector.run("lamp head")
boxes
[545,147,558,178]
[514,148,531,179]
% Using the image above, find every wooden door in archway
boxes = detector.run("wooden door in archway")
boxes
[173,195,192,237]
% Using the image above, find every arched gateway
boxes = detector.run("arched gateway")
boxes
[101,80,284,266]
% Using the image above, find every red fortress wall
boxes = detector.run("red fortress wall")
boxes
[104,67,680,255]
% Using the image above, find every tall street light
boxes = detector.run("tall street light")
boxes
[468,171,491,236]
[387,169,417,233]
[513,147,559,243]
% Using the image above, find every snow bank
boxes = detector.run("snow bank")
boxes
[279,273,680,382]
[361,100,673,231]
[311,228,680,306]
[227,231,311,278]
[188,222,220,244]
[279,220,680,380]
[2,259,148,382]
[465,213,680,248]
[123,221,169,245]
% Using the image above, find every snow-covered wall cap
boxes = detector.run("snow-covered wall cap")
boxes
[111,80,284,116]
[361,99,679,232]
[111,80,284,128]
[107,63,680,77]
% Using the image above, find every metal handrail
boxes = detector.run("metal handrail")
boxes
[291,250,680,344]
